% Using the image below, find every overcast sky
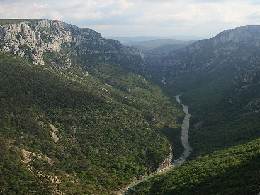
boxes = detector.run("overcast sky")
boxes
[1,0,260,38]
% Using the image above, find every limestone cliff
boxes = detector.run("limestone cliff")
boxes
[0,19,143,70]
[0,20,73,66]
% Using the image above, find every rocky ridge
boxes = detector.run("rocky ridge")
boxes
[144,25,260,93]
[0,20,73,66]
[0,19,143,70]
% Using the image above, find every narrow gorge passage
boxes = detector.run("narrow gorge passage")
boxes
[120,95,192,194]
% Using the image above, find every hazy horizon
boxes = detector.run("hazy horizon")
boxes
[0,0,260,38]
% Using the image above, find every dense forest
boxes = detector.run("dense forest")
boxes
[0,53,183,194]
[129,138,260,194]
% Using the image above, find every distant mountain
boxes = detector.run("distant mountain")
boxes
[129,39,192,51]
[106,36,163,45]
[107,37,196,61]
[108,36,199,45]
[145,40,193,55]
[137,39,194,67]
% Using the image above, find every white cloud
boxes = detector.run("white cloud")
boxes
[0,0,260,38]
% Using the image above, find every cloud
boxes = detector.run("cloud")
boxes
[0,0,260,37]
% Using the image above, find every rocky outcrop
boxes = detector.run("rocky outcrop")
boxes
[0,19,144,71]
[117,144,174,195]
[157,146,173,172]
[21,148,53,165]
[0,20,73,66]
[49,124,59,143]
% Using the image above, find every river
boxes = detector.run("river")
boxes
[174,95,192,166]
[118,95,192,194]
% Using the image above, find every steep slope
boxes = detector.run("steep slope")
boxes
[0,53,183,194]
[145,25,260,157]
[146,25,260,91]
[0,20,184,194]
[129,138,260,195]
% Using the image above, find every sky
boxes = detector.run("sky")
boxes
[1,0,260,39]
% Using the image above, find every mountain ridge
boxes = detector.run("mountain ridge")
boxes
[0,19,144,73]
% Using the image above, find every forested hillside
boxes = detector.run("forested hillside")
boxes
[129,138,260,195]
[0,53,184,194]
[0,19,184,194]
[144,25,260,157]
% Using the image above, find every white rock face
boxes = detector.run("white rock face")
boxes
[49,124,59,143]
[21,149,33,164]
[0,19,144,71]
[21,148,53,165]
[0,20,73,66]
